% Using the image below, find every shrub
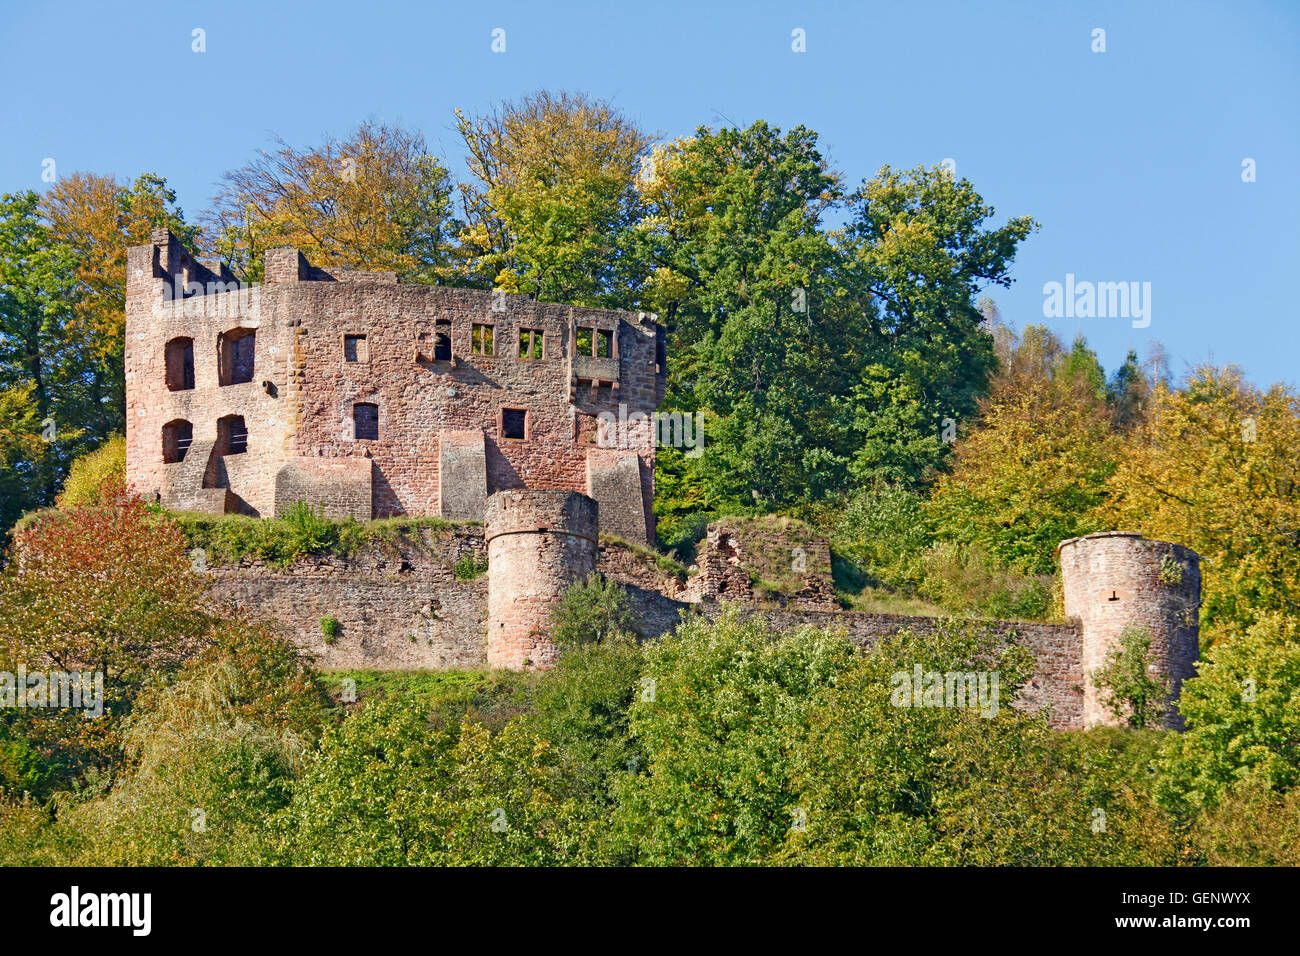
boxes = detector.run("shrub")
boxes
[320,616,341,643]
[453,553,488,580]
[610,610,858,865]
[1155,612,1300,818]
[550,575,635,646]
[56,434,125,509]
[282,500,334,555]
[916,541,1054,620]
[529,634,644,806]
[829,483,931,590]
[276,702,599,865]
[1091,626,1170,729]
[0,484,216,785]
[1159,554,1185,586]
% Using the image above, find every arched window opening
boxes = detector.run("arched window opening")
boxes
[162,419,193,463]
[216,414,248,455]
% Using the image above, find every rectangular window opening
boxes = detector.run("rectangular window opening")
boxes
[472,323,494,356]
[502,408,527,441]
[518,327,544,360]
[344,334,368,363]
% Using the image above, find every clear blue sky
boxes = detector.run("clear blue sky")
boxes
[2,0,1296,387]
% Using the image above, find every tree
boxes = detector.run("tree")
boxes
[529,633,644,807]
[925,326,1117,574]
[609,610,857,865]
[838,166,1038,487]
[635,121,857,510]
[781,622,1171,865]
[1106,348,1150,430]
[41,172,196,436]
[0,191,97,522]
[207,121,460,283]
[1155,612,1300,819]
[455,91,650,303]
[278,702,597,865]
[550,574,636,646]
[56,433,124,508]
[58,623,324,865]
[0,484,217,782]
[1103,365,1300,642]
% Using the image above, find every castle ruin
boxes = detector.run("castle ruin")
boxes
[125,229,665,543]
[125,231,1201,728]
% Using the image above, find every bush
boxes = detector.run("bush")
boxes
[656,510,713,564]
[1091,626,1170,729]
[277,701,600,865]
[829,484,931,590]
[0,486,217,786]
[610,609,858,865]
[550,575,635,646]
[320,616,340,643]
[56,435,125,509]
[1155,612,1300,819]
[529,634,644,806]
[916,541,1054,620]
[453,553,488,580]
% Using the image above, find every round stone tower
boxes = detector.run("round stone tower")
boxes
[1057,531,1200,729]
[484,489,598,670]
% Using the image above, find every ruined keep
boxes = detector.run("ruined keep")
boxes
[125,229,666,543]
[1058,532,1201,729]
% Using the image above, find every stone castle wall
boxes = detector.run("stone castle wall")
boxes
[201,520,1085,729]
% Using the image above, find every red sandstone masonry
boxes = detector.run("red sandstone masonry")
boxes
[484,490,598,670]
[126,231,665,541]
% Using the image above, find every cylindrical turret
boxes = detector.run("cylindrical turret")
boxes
[484,490,598,670]
[1058,531,1200,729]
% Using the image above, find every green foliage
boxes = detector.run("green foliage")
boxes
[915,542,1055,620]
[1091,627,1170,729]
[550,575,636,646]
[174,510,458,567]
[320,616,340,643]
[781,625,1173,865]
[1159,554,1186,586]
[827,483,931,591]
[609,610,858,865]
[55,434,125,508]
[318,669,537,731]
[1155,612,1300,818]
[453,553,488,580]
[1189,780,1300,866]
[1,623,327,865]
[925,325,1116,575]
[529,634,644,806]
[276,701,598,865]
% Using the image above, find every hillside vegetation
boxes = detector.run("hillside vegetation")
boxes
[2,93,1298,865]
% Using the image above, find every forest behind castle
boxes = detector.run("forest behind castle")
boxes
[0,93,1297,865]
